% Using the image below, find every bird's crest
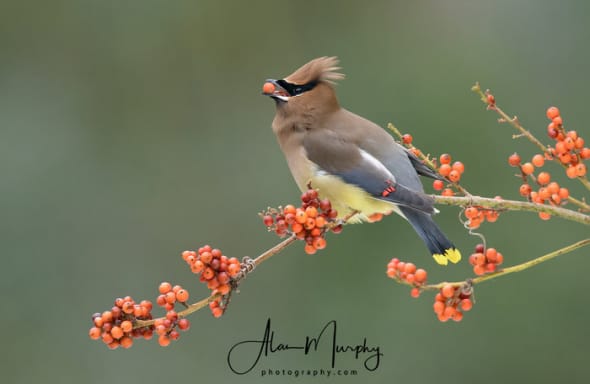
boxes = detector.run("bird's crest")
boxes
[284,56,344,85]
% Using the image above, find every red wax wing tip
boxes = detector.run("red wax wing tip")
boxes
[262,82,275,94]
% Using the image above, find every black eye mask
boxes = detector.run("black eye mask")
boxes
[276,79,318,96]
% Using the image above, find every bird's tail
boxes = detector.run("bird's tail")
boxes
[399,207,461,266]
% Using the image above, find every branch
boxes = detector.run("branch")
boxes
[426,238,590,290]
[433,195,590,225]
[472,82,590,192]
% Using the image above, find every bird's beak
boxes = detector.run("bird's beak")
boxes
[262,79,290,102]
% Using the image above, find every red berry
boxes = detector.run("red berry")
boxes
[508,153,521,167]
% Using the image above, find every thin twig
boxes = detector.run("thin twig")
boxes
[424,238,590,290]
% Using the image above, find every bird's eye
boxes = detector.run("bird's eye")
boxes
[276,80,318,96]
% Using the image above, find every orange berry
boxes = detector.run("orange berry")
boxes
[552,116,563,126]
[295,210,307,224]
[439,153,452,165]
[468,217,481,229]
[207,278,220,290]
[473,265,486,275]
[304,244,316,255]
[216,283,231,295]
[200,251,213,264]
[547,182,560,194]
[496,253,504,265]
[386,267,396,278]
[576,163,587,177]
[451,311,463,322]
[441,284,455,298]
[410,288,420,298]
[404,262,417,274]
[485,248,497,261]
[575,137,585,149]
[120,320,133,333]
[283,204,296,215]
[555,141,567,154]
[120,336,133,349]
[564,137,575,150]
[538,212,551,220]
[313,237,327,250]
[433,301,445,315]
[202,267,215,280]
[465,207,479,219]
[262,81,275,94]
[558,187,569,199]
[521,162,534,175]
[165,291,176,304]
[546,106,560,120]
[519,183,532,197]
[89,327,101,340]
[107,340,120,350]
[448,170,461,182]
[304,217,316,230]
[178,318,190,331]
[101,311,113,323]
[471,252,486,266]
[305,206,318,218]
[414,268,427,283]
[441,188,454,196]
[458,299,472,312]
[538,187,550,201]
[111,326,124,340]
[438,164,451,177]
[443,305,456,318]
[508,153,521,167]
[452,161,465,174]
[566,165,578,179]
[580,148,590,159]
[402,134,413,144]
[211,307,224,318]
[176,289,189,302]
[314,216,327,228]
[532,154,545,167]
[432,179,444,191]
[485,210,499,223]
[262,215,273,227]
[158,335,171,347]
[291,222,303,233]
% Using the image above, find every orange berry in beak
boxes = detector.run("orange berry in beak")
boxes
[262,81,275,94]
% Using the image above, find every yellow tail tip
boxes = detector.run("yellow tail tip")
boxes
[433,248,461,266]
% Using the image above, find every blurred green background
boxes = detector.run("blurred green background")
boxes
[2,0,590,383]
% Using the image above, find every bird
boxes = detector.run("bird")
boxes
[262,57,460,265]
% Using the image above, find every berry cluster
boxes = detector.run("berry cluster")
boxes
[153,283,193,346]
[182,246,242,317]
[463,197,502,229]
[433,283,474,322]
[468,243,504,275]
[511,154,570,218]
[386,258,428,298]
[507,107,586,220]
[89,296,154,349]
[261,189,340,255]
[432,154,465,196]
[545,107,589,177]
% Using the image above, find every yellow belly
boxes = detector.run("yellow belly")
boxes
[310,173,403,224]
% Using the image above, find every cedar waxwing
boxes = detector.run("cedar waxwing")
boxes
[262,57,460,265]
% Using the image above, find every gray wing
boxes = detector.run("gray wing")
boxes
[303,129,435,214]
